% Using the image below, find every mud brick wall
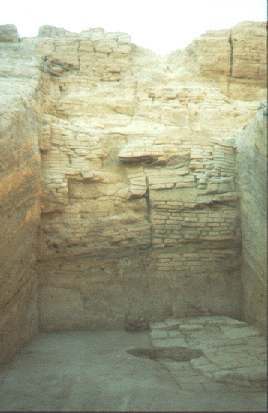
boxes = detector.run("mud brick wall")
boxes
[168,21,267,101]
[34,23,266,332]
[236,103,267,334]
[0,30,41,364]
[38,107,244,330]
[0,21,266,349]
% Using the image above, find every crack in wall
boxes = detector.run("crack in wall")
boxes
[229,31,233,77]
[145,175,153,247]
[228,30,233,97]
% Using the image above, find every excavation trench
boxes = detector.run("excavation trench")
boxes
[126,346,203,362]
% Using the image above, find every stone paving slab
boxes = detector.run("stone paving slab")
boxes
[150,322,167,329]
[149,329,168,339]
[221,325,261,339]
[208,354,263,369]
[205,337,247,347]
[166,319,181,329]
[216,317,248,327]
[168,330,184,338]
[191,357,219,373]
[149,315,267,390]
[179,324,203,332]
[153,337,188,347]
[212,365,267,386]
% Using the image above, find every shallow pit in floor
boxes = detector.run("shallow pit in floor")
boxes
[126,346,203,362]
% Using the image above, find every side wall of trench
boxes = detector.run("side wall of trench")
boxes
[0,23,266,367]
[236,104,267,334]
[0,32,41,364]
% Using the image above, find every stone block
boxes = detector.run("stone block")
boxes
[168,331,184,338]
[179,324,203,332]
[221,326,261,339]
[150,330,168,339]
[212,365,267,385]
[153,338,188,347]
[211,354,263,369]
[150,322,168,329]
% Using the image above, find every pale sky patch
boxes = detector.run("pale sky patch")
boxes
[0,0,266,55]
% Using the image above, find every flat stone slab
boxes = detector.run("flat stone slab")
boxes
[149,316,267,389]
[179,324,204,332]
[212,365,267,384]
[150,322,168,330]
[190,357,218,373]
[221,326,261,339]
[168,330,184,338]
[219,317,248,327]
[166,318,181,328]
[208,354,263,369]
[153,337,188,347]
[149,329,168,339]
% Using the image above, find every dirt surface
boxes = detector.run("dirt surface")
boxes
[0,331,266,411]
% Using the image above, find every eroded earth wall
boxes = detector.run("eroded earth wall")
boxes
[237,103,267,334]
[0,26,41,364]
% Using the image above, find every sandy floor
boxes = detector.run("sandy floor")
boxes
[0,330,266,411]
